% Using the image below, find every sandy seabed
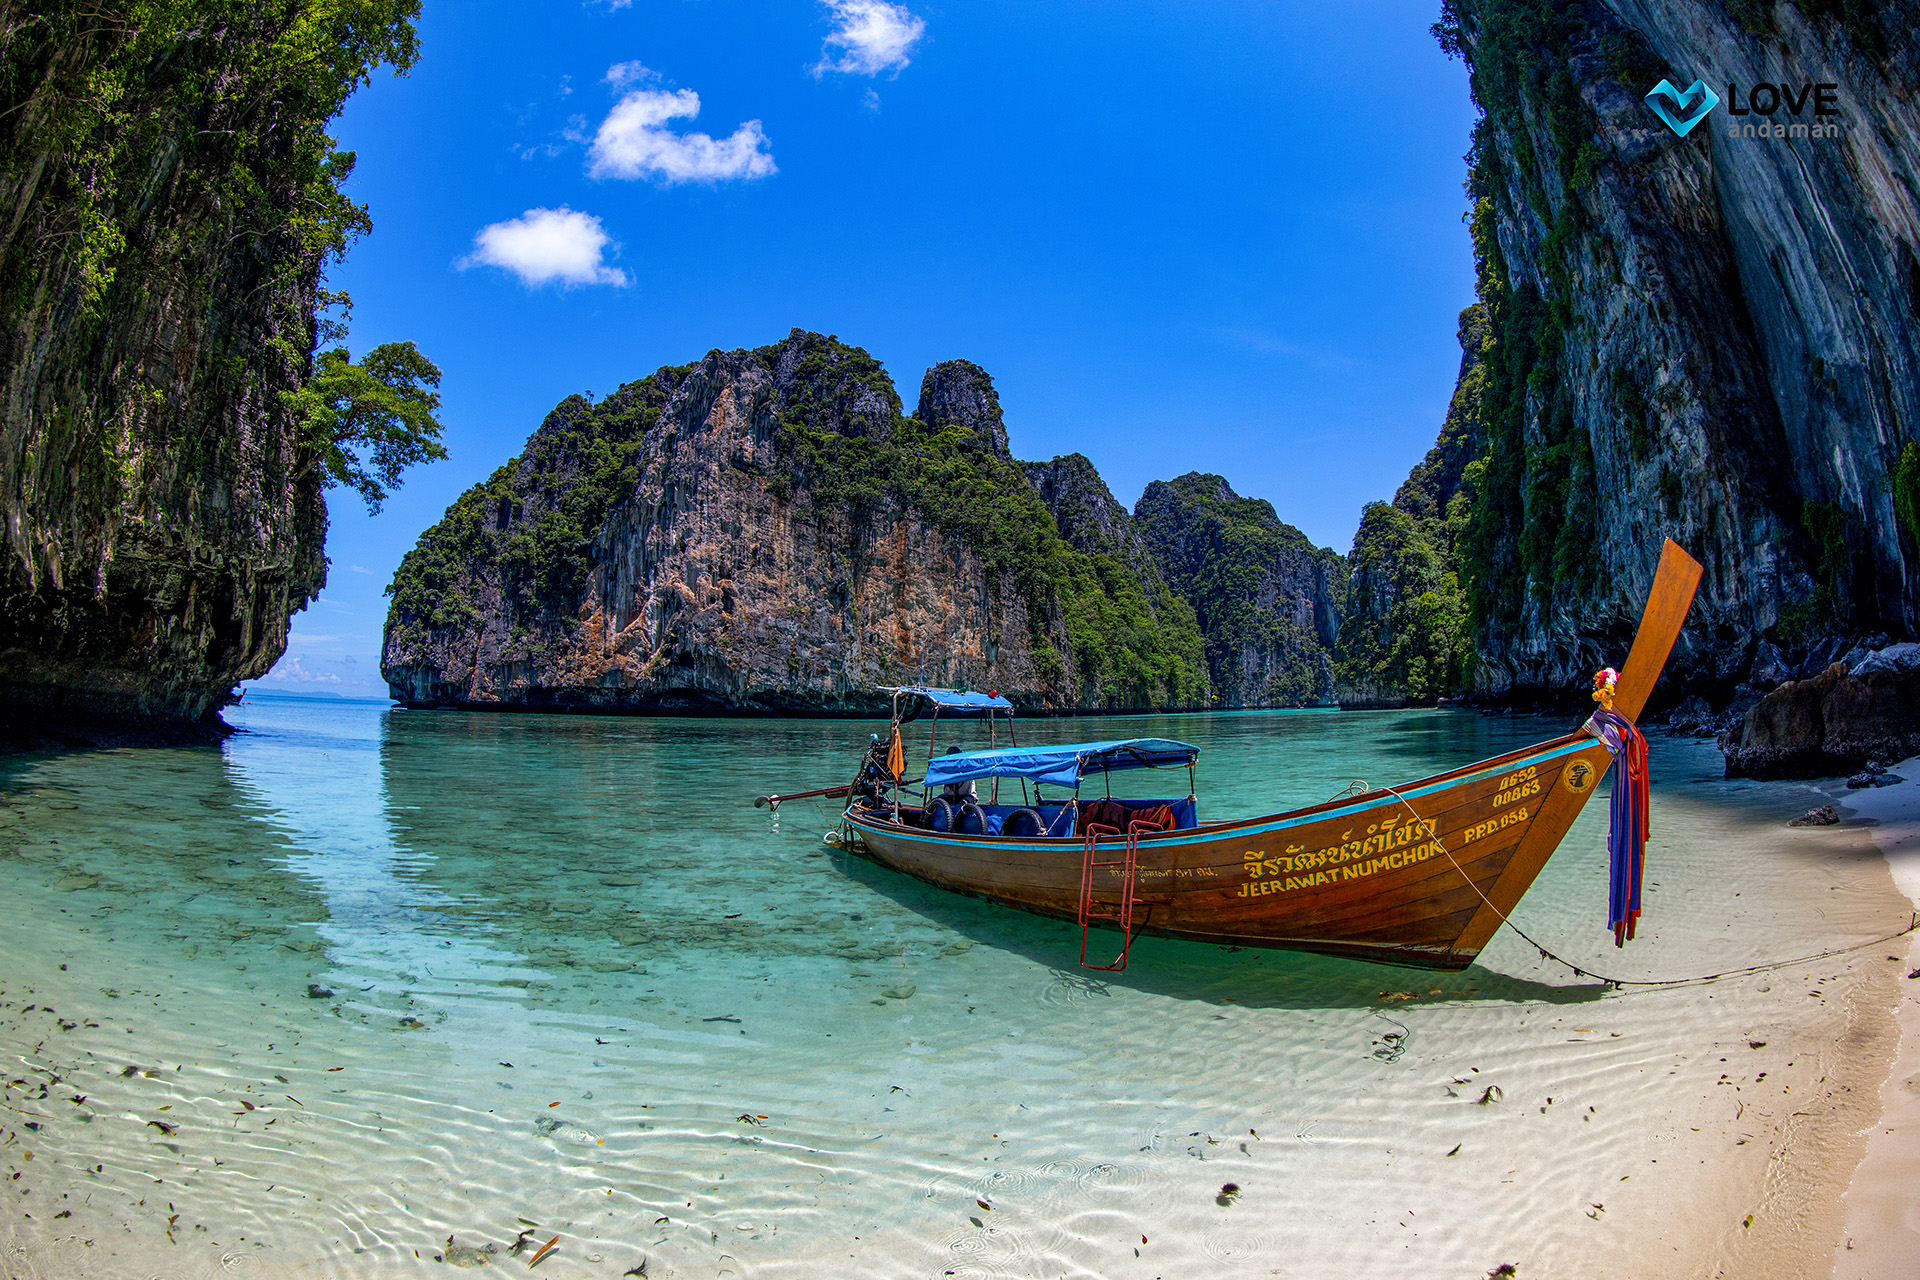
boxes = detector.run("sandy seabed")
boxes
[0,722,1916,1280]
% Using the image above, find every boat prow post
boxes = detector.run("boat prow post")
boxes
[1447,538,1704,960]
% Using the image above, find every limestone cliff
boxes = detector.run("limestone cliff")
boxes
[0,3,417,729]
[1423,0,1920,701]
[916,360,1010,458]
[382,331,1210,713]
[1132,474,1343,706]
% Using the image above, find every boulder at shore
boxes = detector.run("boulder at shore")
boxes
[1722,648,1920,779]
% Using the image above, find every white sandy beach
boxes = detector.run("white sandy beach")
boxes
[1832,757,1920,1280]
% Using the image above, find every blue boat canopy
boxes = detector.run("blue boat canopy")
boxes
[922,738,1200,791]
[885,686,1014,718]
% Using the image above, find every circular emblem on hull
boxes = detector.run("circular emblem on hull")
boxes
[1564,759,1596,794]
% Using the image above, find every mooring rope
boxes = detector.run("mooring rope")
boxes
[1328,779,1920,991]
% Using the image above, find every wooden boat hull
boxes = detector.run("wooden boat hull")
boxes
[839,539,1704,971]
[846,731,1615,970]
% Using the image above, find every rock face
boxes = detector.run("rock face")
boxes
[0,8,388,726]
[1132,473,1343,706]
[1426,0,1920,703]
[1025,453,1161,583]
[916,360,1010,458]
[1722,657,1920,778]
[383,331,1209,713]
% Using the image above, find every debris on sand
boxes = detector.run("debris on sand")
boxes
[1215,1182,1241,1206]
[444,1235,499,1267]
[1788,805,1837,827]
[306,984,336,999]
[532,1116,603,1146]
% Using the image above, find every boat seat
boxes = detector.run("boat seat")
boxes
[1107,797,1197,831]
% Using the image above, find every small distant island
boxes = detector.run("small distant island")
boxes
[379,332,1348,715]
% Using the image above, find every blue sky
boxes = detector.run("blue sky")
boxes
[251,0,1477,697]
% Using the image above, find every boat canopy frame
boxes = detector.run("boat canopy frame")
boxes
[880,686,1014,721]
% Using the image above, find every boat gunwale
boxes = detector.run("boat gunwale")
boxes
[845,728,1595,854]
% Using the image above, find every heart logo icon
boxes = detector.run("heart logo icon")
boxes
[1644,78,1720,137]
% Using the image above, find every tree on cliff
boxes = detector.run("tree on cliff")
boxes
[287,339,447,513]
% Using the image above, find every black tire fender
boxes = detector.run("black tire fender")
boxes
[926,797,956,832]
[1000,807,1045,837]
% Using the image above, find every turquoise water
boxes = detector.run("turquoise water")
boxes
[0,696,1906,1279]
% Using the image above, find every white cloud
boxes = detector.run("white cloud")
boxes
[261,654,343,686]
[460,207,630,288]
[588,79,776,183]
[814,0,925,77]
[605,60,653,90]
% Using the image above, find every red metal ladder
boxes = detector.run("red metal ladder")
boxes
[1077,819,1163,971]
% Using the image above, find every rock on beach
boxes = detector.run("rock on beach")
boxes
[1721,649,1920,779]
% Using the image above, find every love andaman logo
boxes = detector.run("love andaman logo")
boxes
[1644,78,1720,136]
[1645,77,1843,140]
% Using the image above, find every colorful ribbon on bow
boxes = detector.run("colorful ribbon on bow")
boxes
[1586,667,1650,946]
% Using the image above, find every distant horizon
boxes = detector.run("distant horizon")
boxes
[252,0,1475,699]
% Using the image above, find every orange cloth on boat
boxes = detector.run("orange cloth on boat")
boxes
[885,725,905,781]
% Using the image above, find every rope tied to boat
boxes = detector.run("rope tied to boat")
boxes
[1329,777,1920,991]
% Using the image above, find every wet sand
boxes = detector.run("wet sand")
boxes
[0,714,1916,1280]
[1832,757,1920,1280]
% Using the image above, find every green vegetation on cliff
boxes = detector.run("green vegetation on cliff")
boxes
[0,0,429,719]
[1134,474,1340,707]
[1434,0,1622,631]
[2,1,421,322]
[1337,503,1471,702]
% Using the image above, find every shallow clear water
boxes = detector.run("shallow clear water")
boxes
[0,696,1907,1279]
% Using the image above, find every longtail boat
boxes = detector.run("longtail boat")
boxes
[829,539,1703,971]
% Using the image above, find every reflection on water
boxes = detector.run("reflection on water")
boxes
[0,695,1905,1279]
